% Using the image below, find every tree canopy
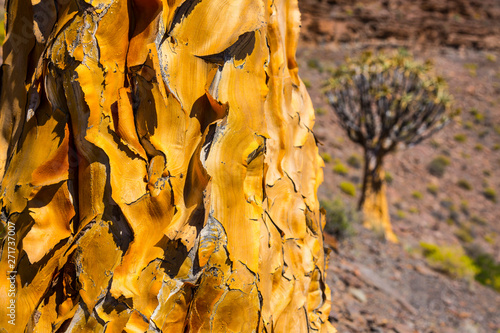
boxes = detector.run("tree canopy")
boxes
[325,50,453,155]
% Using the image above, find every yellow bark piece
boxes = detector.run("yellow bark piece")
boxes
[362,167,399,243]
[0,0,335,332]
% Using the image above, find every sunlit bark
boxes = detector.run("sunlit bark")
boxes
[0,0,334,332]
[358,151,397,243]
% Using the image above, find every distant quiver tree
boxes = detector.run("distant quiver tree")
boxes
[324,50,453,242]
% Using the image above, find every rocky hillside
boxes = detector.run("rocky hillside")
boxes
[296,0,500,332]
[299,0,500,50]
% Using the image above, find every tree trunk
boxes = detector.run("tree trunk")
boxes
[0,0,334,332]
[359,149,398,243]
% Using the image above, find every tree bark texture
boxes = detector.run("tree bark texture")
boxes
[358,150,397,243]
[0,0,334,332]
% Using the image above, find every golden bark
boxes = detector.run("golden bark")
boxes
[0,0,334,332]
[359,151,397,243]
[360,169,398,243]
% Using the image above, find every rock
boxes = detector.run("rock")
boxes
[344,298,362,320]
[323,232,339,251]
[461,319,479,333]
[392,322,416,333]
[355,265,417,315]
[349,287,368,303]
[414,263,437,276]
[340,270,364,288]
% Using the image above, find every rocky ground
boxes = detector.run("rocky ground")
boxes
[325,228,500,332]
[297,0,500,331]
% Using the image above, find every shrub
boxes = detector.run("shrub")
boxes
[463,121,474,129]
[470,215,487,226]
[455,225,474,243]
[333,161,349,175]
[474,144,483,151]
[347,154,362,169]
[320,152,332,163]
[339,181,356,196]
[430,139,440,148]
[457,179,472,191]
[440,198,454,209]
[484,233,496,244]
[315,107,326,115]
[478,130,488,139]
[385,171,393,184]
[320,198,356,239]
[486,53,497,62]
[307,58,322,71]
[409,207,419,214]
[427,183,439,195]
[453,134,467,143]
[460,200,469,215]
[412,191,423,200]
[465,245,500,292]
[474,113,484,123]
[473,253,500,292]
[448,207,460,224]
[428,155,450,177]
[464,63,478,77]
[483,187,497,202]
[494,144,500,151]
[469,108,484,123]
[302,79,312,88]
[396,210,406,219]
[420,242,478,280]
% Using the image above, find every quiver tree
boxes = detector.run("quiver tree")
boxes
[325,51,453,242]
[0,0,335,332]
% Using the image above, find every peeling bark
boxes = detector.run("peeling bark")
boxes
[0,0,334,332]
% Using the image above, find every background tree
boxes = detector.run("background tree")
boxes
[325,50,453,242]
[0,0,334,332]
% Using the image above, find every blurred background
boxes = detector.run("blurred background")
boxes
[296,0,500,332]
